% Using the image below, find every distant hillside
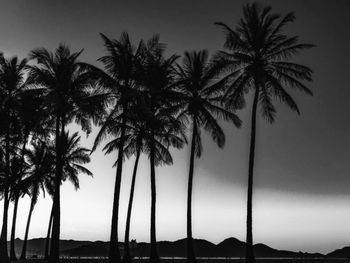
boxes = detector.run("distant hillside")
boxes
[326,247,350,258]
[61,241,109,257]
[8,237,342,258]
[59,238,325,258]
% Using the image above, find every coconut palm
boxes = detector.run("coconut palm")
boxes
[137,44,186,263]
[9,155,31,261]
[0,55,28,263]
[91,32,161,263]
[176,50,242,263]
[60,131,93,185]
[20,140,54,259]
[101,104,179,263]
[10,75,49,262]
[28,44,105,263]
[215,3,314,262]
[21,132,92,259]
[101,113,145,263]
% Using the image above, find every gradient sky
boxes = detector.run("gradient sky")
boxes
[0,0,350,254]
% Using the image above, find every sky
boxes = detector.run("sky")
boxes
[0,0,350,254]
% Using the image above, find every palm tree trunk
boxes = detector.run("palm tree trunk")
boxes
[187,121,197,263]
[123,146,141,263]
[49,115,63,263]
[149,130,159,263]
[109,115,127,263]
[10,132,30,261]
[10,195,20,261]
[0,190,10,263]
[245,87,259,263]
[44,202,54,260]
[20,197,35,259]
[10,131,30,261]
[0,126,11,263]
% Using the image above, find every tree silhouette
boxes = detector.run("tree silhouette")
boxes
[9,156,30,261]
[102,103,179,263]
[137,41,186,263]
[21,132,92,259]
[176,50,241,263]
[215,3,314,263]
[60,131,93,185]
[19,91,53,260]
[20,140,53,259]
[28,44,104,263]
[90,32,160,263]
[0,55,28,263]
[11,66,48,262]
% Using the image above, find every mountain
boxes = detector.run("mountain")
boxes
[59,238,325,258]
[61,241,109,257]
[217,237,245,257]
[326,247,350,258]
[253,243,322,258]
[8,237,341,258]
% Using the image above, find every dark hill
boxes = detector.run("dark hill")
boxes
[8,237,330,258]
[60,238,325,258]
[327,247,350,258]
[254,243,295,257]
[217,237,245,257]
[61,241,109,257]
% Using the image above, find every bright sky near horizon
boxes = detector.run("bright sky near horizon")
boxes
[1,0,350,254]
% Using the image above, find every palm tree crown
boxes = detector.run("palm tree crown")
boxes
[215,3,314,121]
[215,3,314,263]
[60,131,93,188]
[177,50,241,156]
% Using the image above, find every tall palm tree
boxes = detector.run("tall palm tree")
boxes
[138,44,186,263]
[9,155,30,261]
[20,140,53,260]
[102,106,178,263]
[91,32,161,263]
[101,114,145,263]
[215,3,314,263]
[28,44,105,263]
[21,132,92,259]
[0,55,28,263]
[176,50,241,263]
[10,73,48,262]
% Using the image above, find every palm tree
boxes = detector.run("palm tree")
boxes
[0,55,28,263]
[101,105,178,263]
[10,71,48,262]
[215,3,314,263]
[138,43,186,263]
[91,32,155,263]
[21,132,92,259]
[176,50,241,263]
[28,44,105,263]
[20,140,53,260]
[9,155,30,261]
[101,114,145,263]
[60,131,93,186]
